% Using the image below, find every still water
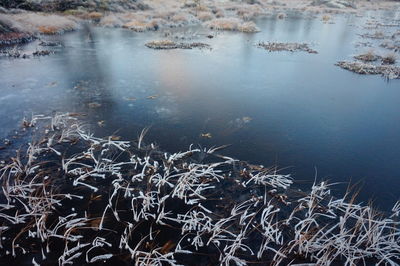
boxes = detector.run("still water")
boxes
[1,12,399,210]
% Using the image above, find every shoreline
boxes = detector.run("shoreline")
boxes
[1,0,399,45]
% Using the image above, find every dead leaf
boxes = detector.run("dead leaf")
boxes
[242,116,252,123]
[123,97,137,101]
[200,133,212,139]
[89,217,103,228]
[110,135,121,141]
[68,112,87,117]
[161,240,176,254]
[147,95,158,99]
[88,102,102,108]
[90,194,102,201]
[46,81,58,87]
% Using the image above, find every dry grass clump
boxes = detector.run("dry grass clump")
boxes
[38,26,59,34]
[392,30,400,39]
[118,12,162,31]
[0,46,51,58]
[62,10,102,20]
[98,14,125,27]
[277,12,286,19]
[170,12,196,25]
[145,40,210,49]
[310,0,356,8]
[205,17,241,31]
[152,10,175,20]
[354,50,379,62]
[322,14,331,21]
[336,61,400,79]
[63,9,87,16]
[1,13,79,35]
[381,53,397,65]
[194,4,210,12]
[170,13,188,23]
[0,32,34,45]
[213,8,225,18]
[380,40,400,51]
[123,20,158,32]
[372,31,385,39]
[0,16,35,45]
[119,12,148,23]
[113,10,200,29]
[99,9,199,31]
[148,10,197,26]
[146,39,176,48]
[204,17,260,33]
[236,5,264,20]
[197,11,214,22]
[258,42,318,53]
[238,21,260,33]
[361,31,386,39]
[86,12,103,20]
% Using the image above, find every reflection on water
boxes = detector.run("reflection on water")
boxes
[1,13,399,209]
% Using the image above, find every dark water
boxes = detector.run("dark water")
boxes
[1,12,399,210]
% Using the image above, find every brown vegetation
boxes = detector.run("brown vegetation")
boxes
[258,42,318,53]
[86,11,103,20]
[38,25,59,34]
[0,32,34,45]
[0,13,79,35]
[354,50,379,62]
[277,12,286,19]
[381,53,397,65]
[204,17,260,32]
[123,20,158,32]
[197,11,214,21]
[336,61,400,79]
[145,40,211,49]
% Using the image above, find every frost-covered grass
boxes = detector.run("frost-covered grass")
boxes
[204,17,260,32]
[361,30,386,39]
[380,40,400,51]
[336,61,400,79]
[196,11,215,21]
[258,41,318,53]
[86,11,103,20]
[123,19,159,32]
[0,13,79,35]
[100,10,199,30]
[7,0,386,37]
[354,50,379,62]
[0,5,203,36]
[98,14,125,27]
[0,113,399,265]
[236,5,265,20]
[322,14,331,21]
[238,21,260,33]
[381,53,397,65]
[277,12,286,19]
[145,40,210,49]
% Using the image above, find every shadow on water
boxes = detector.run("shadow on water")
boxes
[0,12,399,210]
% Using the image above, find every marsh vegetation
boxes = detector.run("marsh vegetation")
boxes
[145,40,210,49]
[1,0,400,265]
[0,114,399,265]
